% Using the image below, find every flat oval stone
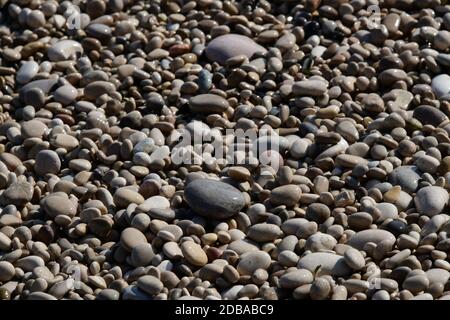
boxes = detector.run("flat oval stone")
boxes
[237,251,271,276]
[247,223,282,242]
[0,232,11,251]
[20,78,58,96]
[47,40,83,61]
[180,241,208,267]
[86,23,112,40]
[389,165,421,193]
[131,243,155,267]
[2,181,33,207]
[16,61,39,84]
[137,196,170,211]
[413,105,448,127]
[21,120,47,139]
[189,94,229,113]
[113,187,145,208]
[184,179,245,219]
[137,275,163,295]
[16,255,45,272]
[120,227,147,251]
[270,184,301,207]
[84,81,116,100]
[375,202,399,221]
[297,252,352,277]
[0,261,15,282]
[347,229,396,250]
[44,194,77,218]
[34,150,61,176]
[403,275,429,293]
[279,269,313,289]
[305,232,337,252]
[97,289,120,300]
[378,68,408,85]
[432,74,450,98]
[414,186,449,217]
[205,34,267,65]
[292,80,328,96]
[54,84,77,105]
[343,248,365,270]
[27,292,57,300]
[51,134,79,150]
[426,268,450,285]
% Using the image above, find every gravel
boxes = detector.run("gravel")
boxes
[1,0,450,301]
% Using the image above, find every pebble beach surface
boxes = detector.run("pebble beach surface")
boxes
[1,0,450,301]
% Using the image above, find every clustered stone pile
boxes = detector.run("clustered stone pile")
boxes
[1,0,450,300]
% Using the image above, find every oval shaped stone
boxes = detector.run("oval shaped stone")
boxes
[16,61,39,84]
[293,80,328,96]
[137,275,163,296]
[180,241,208,267]
[2,181,33,207]
[47,40,83,61]
[237,251,271,276]
[279,269,314,289]
[270,184,301,207]
[347,229,396,250]
[84,81,116,100]
[0,261,15,282]
[184,179,245,219]
[44,195,77,218]
[189,94,229,114]
[113,187,145,208]
[413,105,448,127]
[343,248,365,270]
[247,223,282,242]
[389,165,421,193]
[120,227,147,251]
[34,150,61,176]
[414,186,449,217]
[298,252,352,277]
[205,34,267,65]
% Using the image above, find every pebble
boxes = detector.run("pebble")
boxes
[184,179,245,219]
[1,0,450,302]
[298,252,352,277]
[47,40,84,61]
[414,186,449,216]
[120,227,148,251]
[279,270,313,289]
[113,188,145,208]
[180,241,208,267]
[237,251,271,276]
[270,185,301,207]
[2,181,33,207]
[292,80,328,96]
[54,84,78,105]
[44,194,77,218]
[21,120,47,139]
[413,105,448,127]
[205,34,267,64]
[34,150,61,176]
[431,74,450,98]
[343,248,365,270]
[131,244,155,267]
[389,166,421,193]
[247,223,282,242]
[137,276,163,296]
[16,61,39,84]
[310,278,331,300]
[0,261,15,282]
[189,94,229,114]
[347,230,396,250]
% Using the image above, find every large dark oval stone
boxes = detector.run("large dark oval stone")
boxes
[184,179,245,219]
